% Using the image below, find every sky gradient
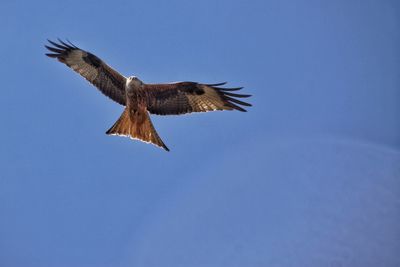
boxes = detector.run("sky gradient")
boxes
[0,0,399,266]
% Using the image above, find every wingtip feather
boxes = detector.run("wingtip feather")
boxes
[66,38,78,48]
[206,82,227,86]
[226,103,247,112]
[223,92,252,98]
[224,96,252,107]
[45,45,64,53]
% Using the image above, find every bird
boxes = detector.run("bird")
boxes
[45,39,251,151]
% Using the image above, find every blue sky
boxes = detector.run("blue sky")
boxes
[0,0,399,266]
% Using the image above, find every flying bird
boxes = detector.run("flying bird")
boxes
[45,39,251,151]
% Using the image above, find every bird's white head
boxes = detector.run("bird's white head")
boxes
[127,76,143,88]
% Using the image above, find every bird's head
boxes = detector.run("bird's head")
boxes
[128,75,139,81]
[127,76,143,87]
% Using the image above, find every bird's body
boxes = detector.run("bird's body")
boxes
[107,76,169,150]
[45,39,251,151]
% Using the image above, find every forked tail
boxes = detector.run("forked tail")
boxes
[106,108,169,151]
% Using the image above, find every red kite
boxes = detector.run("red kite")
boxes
[45,39,251,151]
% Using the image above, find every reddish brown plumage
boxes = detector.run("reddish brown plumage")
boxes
[106,107,169,151]
[45,39,251,151]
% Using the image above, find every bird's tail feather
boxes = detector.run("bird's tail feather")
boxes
[106,108,169,151]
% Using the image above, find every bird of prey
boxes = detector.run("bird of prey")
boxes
[45,39,251,151]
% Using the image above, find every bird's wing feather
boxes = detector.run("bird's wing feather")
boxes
[144,82,251,115]
[45,39,126,105]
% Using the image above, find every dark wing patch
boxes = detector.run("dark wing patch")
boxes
[82,52,102,68]
[45,39,126,106]
[144,82,251,115]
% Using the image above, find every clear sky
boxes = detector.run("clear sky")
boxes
[0,0,399,266]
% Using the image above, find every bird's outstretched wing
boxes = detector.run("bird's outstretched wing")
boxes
[45,39,126,106]
[144,82,251,115]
